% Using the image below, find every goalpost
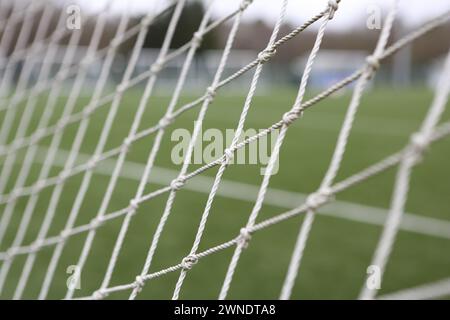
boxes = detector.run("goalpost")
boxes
[0,0,449,300]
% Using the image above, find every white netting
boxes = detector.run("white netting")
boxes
[0,0,449,300]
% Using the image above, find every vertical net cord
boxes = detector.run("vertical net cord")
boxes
[359,47,450,300]
[0,6,351,206]
[0,1,114,295]
[0,1,81,109]
[0,2,343,264]
[13,10,132,301]
[127,1,230,300]
[63,0,187,300]
[0,0,39,100]
[0,0,27,96]
[0,2,66,149]
[0,3,70,247]
[103,0,216,300]
[218,0,340,300]
[37,2,169,299]
[0,2,52,187]
[0,2,75,152]
[279,0,399,300]
[171,0,287,301]
[126,0,253,301]
[0,5,83,248]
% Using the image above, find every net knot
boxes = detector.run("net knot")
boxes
[90,216,104,229]
[60,229,71,240]
[129,198,140,211]
[140,15,153,28]
[151,60,163,74]
[238,227,252,248]
[110,37,122,49]
[222,148,234,165]
[192,31,203,47]
[158,115,174,128]
[282,110,301,126]
[240,0,253,11]
[366,55,380,72]
[56,118,69,130]
[306,187,332,210]
[258,47,276,64]
[181,255,198,270]
[122,136,133,152]
[408,132,430,163]
[34,180,47,193]
[116,82,128,94]
[206,86,217,101]
[83,104,94,117]
[171,176,186,191]
[31,239,44,253]
[6,247,19,260]
[11,188,23,201]
[328,0,339,19]
[58,170,69,183]
[93,289,107,300]
[88,155,100,170]
[134,275,145,292]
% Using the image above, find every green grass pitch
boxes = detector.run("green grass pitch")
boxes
[1,86,450,299]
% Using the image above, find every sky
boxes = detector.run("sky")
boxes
[77,0,450,31]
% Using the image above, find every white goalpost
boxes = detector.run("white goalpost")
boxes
[0,0,449,300]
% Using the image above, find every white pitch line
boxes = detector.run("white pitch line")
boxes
[29,147,450,240]
[379,277,450,300]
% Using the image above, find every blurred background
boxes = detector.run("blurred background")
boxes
[0,0,449,300]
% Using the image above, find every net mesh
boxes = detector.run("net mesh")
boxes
[0,0,449,300]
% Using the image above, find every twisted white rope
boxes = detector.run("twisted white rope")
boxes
[172,0,287,300]
[219,0,339,300]
[0,11,446,268]
[279,0,399,300]
[73,118,450,300]
[359,46,450,300]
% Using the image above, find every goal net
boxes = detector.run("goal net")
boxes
[0,0,449,300]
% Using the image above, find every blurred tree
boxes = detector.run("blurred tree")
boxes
[141,1,217,51]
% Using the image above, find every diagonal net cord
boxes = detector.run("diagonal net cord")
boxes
[73,118,450,300]
[0,1,178,117]
[0,5,423,203]
[359,47,450,300]
[0,0,44,101]
[0,1,73,146]
[0,1,96,246]
[218,0,341,300]
[0,1,93,199]
[0,1,31,37]
[0,0,258,168]
[63,0,187,300]
[37,2,167,300]
[171,0,288,301]
[0,9,447,267]
[0,1,40,93]
[0,1,114,295]
[279,0,399,300]
[13,10,132,300]
[0,4,72,245]
[0,1,51,156]
[0,0,105,109]
[0,1,37,34]
[98,0,219,301]
[0,12,80,249]
[0,1,56,75]
[125,0,256,301]
[0,0,338,208]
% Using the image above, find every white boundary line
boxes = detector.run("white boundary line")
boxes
[24,147,450,241]
[379,278,450,300]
